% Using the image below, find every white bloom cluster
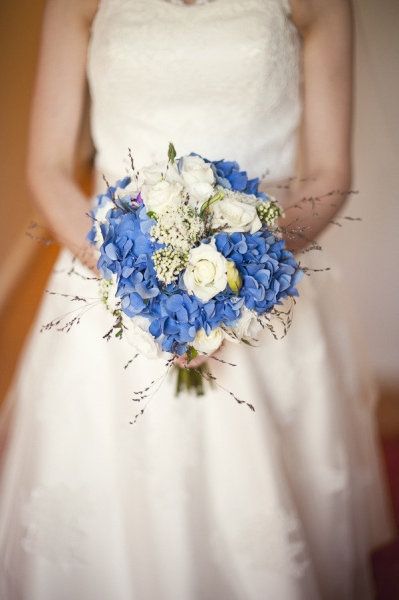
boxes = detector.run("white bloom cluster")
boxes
[233,307,264,340]
[191,307,265,355]
[151,204,205,253]
[192,327,226,354]
[124,316,160,358]
[179,155,215,206]
[153,246,189,285]
[210,188,262,233]
[139,154,215,213]
[256,198,283,227]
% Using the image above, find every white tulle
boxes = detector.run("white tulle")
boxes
[0,1,394,599]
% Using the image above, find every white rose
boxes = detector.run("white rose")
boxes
[233,307,263,341]
[211,192,262,234]
[184,241,228,302]
[140,161,181,186]
[180,155,215,205]
[193,328,225,354]
[141,179,183,214]
[124,316,159,358]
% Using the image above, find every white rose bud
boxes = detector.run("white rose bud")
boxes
[183,240,228,302]
[211,192,262,233]
[141,179,183,214]
[193,328,225,354]
[140,160,182,186]
[233,307,263,341]
[124,316,159,358]
[140,161,166,186]
[180,155,215,205]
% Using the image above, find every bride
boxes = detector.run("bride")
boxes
[0,0,394,598]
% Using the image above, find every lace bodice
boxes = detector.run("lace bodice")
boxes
[87,0,301,188]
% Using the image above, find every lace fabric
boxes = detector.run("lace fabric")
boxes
[87,0,301,185]
[162,0,217,6]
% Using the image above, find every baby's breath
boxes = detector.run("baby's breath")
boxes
[151,204,205,253]
[99,279,120,313]
[256,199,284,226]
[153,246,189,285]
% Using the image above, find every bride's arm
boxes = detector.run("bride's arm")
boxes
[27,0,99,268]
[271,0,353,252]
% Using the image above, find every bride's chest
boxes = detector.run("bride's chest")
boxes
[88,0,299,86]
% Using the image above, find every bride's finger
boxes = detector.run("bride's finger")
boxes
[174,355,188,368]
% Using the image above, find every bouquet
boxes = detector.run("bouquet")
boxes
[87,144,303,398]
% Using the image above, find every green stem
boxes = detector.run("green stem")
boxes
[175,365,207,396]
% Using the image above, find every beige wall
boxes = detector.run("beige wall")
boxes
[0,0,398,384]
[0,0,45,252]
[323,0,399,386]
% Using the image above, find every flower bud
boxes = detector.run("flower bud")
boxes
[226,260,242,294]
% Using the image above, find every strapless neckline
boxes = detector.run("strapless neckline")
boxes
[160,0,217,6]
[88,0,301,182]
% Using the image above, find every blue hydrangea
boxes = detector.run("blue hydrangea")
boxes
[103,175,132,201]
[210,159,267,200]
[148,292,200,355]
[146,289,245,355]
[97,206,163,317]
[188,153,266,199]
[215,231,303,314]
[87,176,137,244]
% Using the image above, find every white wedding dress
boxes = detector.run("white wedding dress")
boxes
[0,1,394,598]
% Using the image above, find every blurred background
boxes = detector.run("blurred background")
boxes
[0,0,398,596]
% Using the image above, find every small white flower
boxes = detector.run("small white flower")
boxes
[124,316,159,358]
[233,307,263,341]
[153,246,188,285]
[150,204,204,253]
[211,190,262,234]
[99,277,120,312]
[180,155,215,206]
[193,327,225,354]
[141,179,183,214]
[256,197,284,226]
[183,240,228,302]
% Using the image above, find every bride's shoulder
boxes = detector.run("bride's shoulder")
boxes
[45,0,100,27]
[289,0,352,33]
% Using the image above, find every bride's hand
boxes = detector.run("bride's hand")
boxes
[174,352,211,370]
[26,0,100,270]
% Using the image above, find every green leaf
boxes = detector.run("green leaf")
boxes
[168,142,177,163]
[186,345,199,363]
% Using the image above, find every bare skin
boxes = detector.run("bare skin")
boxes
[274,0,353,253]
[27,0,353,369]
